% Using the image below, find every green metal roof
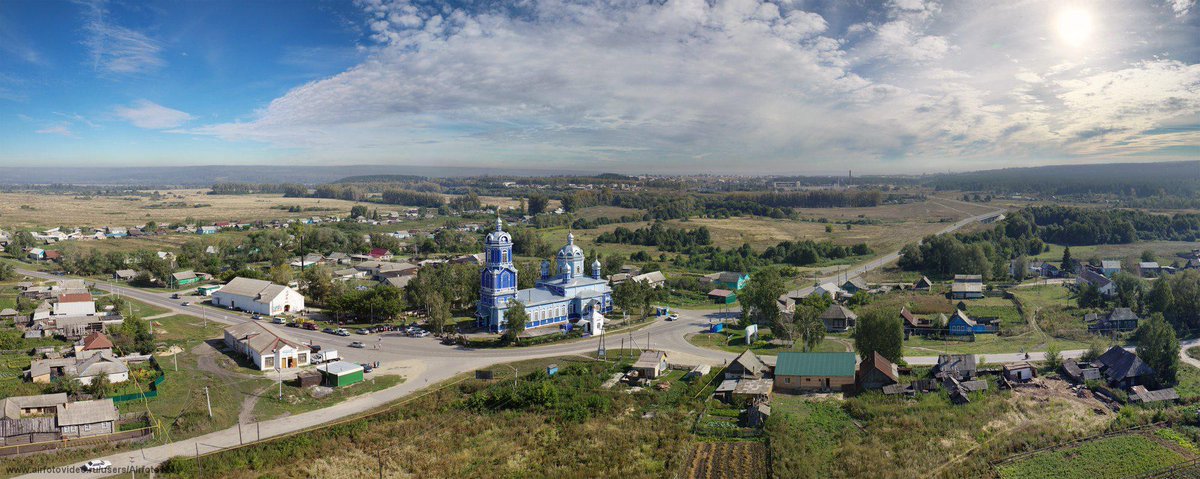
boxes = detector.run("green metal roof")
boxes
[774,352,857,377]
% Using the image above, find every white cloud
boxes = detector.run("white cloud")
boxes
[79,0,165,75]
[35,123,74,137]
[1168,0,1195,16]
[184,0,1200,173]
[115,100,193,129]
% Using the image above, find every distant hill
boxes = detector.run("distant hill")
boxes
[0,165,596,187]
[927,160,1200,197]
[332,174,430,184]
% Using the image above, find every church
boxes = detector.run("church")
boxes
[477,218,613,333]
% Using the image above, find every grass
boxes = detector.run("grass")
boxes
[996,434,1188,479]
[1172,363,1200,400]
[252,374,405,419]
[686,328,848,355]
[1030,241,1200,266]
[1189,346,1200,362]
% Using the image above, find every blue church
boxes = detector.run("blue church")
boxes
[477,218,613,333]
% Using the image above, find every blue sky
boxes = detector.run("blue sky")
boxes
[1,0,1198,174]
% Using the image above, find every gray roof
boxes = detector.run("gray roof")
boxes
[633,350,668,369]
[318,361,363,376]
[172,271,197,281]
[717,272,746,283]
[0,393,68,419]
[730,350,767,377]
[0,308,17,316]
[1078,268,1112,288]
[1101,260,1122,269]
[56,398,118,426]
[224,321,306,355]
[818,304,858,321]
[1097,347,1154,382]
[75,351,128,378]
[632,271,665,284]
[935,354,977,375]
[217,277,292,302]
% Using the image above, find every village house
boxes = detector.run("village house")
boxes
[773,352,857,393]
[1139,261,1162,277]
[212,277,305,316]
[56,399,119,439]
[52,292,96,317]
[170,271,200,288]
[112,269,137,281]
[631,271,666,289]
[856,352,899,391]
[1062,358,1102,383]
[818,304,858,332]
[367,247,393,260]
[708,289,736,304]
[946,310,997,335]
[841,277,869,295]
[933,354,977,380]
[732,379,774,404]
[950,274,984,299]
[223,322,311,371]
[1078,267,1116,296]
[1002,361,1037,382]
[631,350,670,379]
[900,307,934,336]
[27,350,129,385]
[1095,346,1155,389]
[913,276,933,291]
[1025,261,1061,278]
[0,393,69,445]
[714,272,750,291]
[382,275,413,290]
[1101,260,1122,277]
[1087,308,1140,333]
[74,331,113,357]
[726,350,769,380]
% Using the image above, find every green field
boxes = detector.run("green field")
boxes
[686,327,849,355]
[1030,241,1200,265]
[997,434,1188,479]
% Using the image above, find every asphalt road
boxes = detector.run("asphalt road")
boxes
[13,201,1021,477]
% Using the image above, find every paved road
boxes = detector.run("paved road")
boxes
[14,202,1016,477]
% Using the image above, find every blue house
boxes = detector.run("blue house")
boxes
[476,219,612,333]
[946,310,997,336]
[197,226,218,235]
[715,272,750,291]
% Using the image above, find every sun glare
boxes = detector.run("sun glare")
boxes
[1056,7,1094,47]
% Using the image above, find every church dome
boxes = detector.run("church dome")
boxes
[556,231,583,259]
[486,217,511,245]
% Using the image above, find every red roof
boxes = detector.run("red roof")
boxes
[58,293,93,303]
[44,250,62,260]
[859,351,899,382]
[368,248,391,258]
[82,332,114,351]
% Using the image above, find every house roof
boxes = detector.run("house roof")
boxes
[935,354,977,375]
[953,274,983,282]
[951,282,983,294]
[1062,359,1103,382]
[1101,260,1122,269]
[730,350,767,376]
[75,351,128,378]
[1106,308,1139,322]
[858,352,898,382]
[733,378,774,396]
[217,277,293,303]
[818,304,858,321]
[224,321,307,355]
[633,271,666,284]
[368,247,391,257]
[318,361,364,376]
[1130,386,1179,403]
[0,393,68,419]
[1003,361,1035,372]
[775,352,856,378]
[899,307,919,327]
[1078,268,1112,288]
[58,293,93,303]
[172,271,198,281]
[633,350,668,369]
[1139,262,1160,269]
[708,289,734,298]
[383,275,413,289]
[915,276,932,288]
[81,331,113,350]
[1096,346,1155,382]
[56,399,118,426]
[114,269,137,278]
[950,310,976,327]
[842,277,868,290]
[717,272,746,283]
[0,308,17,316]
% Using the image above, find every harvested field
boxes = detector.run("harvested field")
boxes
[687,442,768,479]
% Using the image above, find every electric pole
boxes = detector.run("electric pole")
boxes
[204,386,211,418]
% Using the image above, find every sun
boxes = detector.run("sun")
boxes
[1056,7,1094,47]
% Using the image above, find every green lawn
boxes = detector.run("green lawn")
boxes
[902,334,1089,357]
[686,327,848,355]
[996,434,1188,479]
[252,374,405,420]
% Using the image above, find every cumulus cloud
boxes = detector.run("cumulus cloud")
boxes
[115,100,192,129]
[1168,0,1195,16]
[184,0,1200,172]
[79,0,165,75]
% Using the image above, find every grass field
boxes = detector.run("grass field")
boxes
[252,374,405,419]
[996,434,1189,479]
[686,329,849,355]
[1030,241,1200,265]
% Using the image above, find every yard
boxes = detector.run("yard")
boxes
[686,327,849,355]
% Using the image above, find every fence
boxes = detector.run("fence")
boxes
[111,356,166,404]
[0,425,154,457]
[1132,457,1200,479]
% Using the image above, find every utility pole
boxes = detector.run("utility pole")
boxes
[173,351,178,372]
[204,386,211,418]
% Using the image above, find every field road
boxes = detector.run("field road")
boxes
[9,201,1038,478]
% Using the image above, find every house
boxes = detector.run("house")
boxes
[56,398,119,439]
[631,350,670,379]
[913,276,933,291]
[53,293,96,317]
[726,350,769,380]
[0,393,69,444]
[1002,361,1037,382]
[113,269,137,281]
[156,251,176,263]
[27,248,45,261]
[900,307,934,336]
[1062,358,1102,383]
[818,304,857,332]
[334,268,366,281]
[318,361,364,388]
[607,273,632,284]
[841,277,868,295]
[856,352,899,391]
[1095,346,1155,389]
[197,226,218,235]
[383,275,413,290]
[813,282,845,299]
[1027,261,1060,278]
[1139,262,1161,277]
[43,250,62,262]
[28,351,129,385]
[326,252,351,264]
[1101,260,1122,277]
[933,354,977,380]
[708,289,736,304]
[223,322,311,371]
[367,248,393,260]
[75,331,114,356]
[950,275,984,299]
[170,271,200,288]
[773,352,857,393]
[631,271,666,289]
[1087,308,1140,333]
[947,310,996,335]
[450,253,486,266]
[0,308,17,322]
[212,277,305,315]
[196,285,222,296]
[714,272,749,291]
[1077,268,1116,296]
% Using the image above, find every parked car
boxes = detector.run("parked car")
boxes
[356,329,370,335]
[335,329,350,337]
[170,293,181,299]
[286,321,299,328]
[413,330,431,338]
[362,363,374,373]
[309,344,322,353]
[322,327,335,334]
[272,317,286,324]
[180,301,192,307]
[252,314,263,320]
[667,313,679,321]
[83,460,113,471]
[349,341,365,348]
[303,322,318,330]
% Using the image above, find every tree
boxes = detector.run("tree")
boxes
[502,301,528,344]
[269,263,293,286]
[88,374,112,399]
[1077,282,1103,309]
[1112,272,1144,310]
[1146,278,1174,318]
[603,254,624,277]
[0,262,13,281]
[852,310,903,363]
[1060,246,1074,274]
[527,194,550,215]
[1044,343,1062,371]
[1141,249,1157,263]
[739,267,788,326]
[1135,313,1179,386]
[898,243,922,271]
[301,266,335,304]
[1081,340,1105,362]
[427,293,451,334]
[350,205,368,218]
[793,304,825,352]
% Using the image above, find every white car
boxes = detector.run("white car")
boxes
[413,330,431,338]
[83,460,113,471]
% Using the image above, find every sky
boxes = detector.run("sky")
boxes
[0,0,1198,175]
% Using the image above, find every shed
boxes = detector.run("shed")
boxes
[1129,386,1179,404]
[856,352,899,391]
[707,289,736,304]
[685,364,712,381]
[726,350,768,380]
[318,361,365,388]
[913,276,932,291]
[1002,361,1037,382]
[732,379,774,403]
[295,370,323,388]
[632,350,669,379]
[933,354,977,380]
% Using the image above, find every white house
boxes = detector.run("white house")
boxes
[53,293,96,317]
[223,322,311,370]
[212,277,305,315]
